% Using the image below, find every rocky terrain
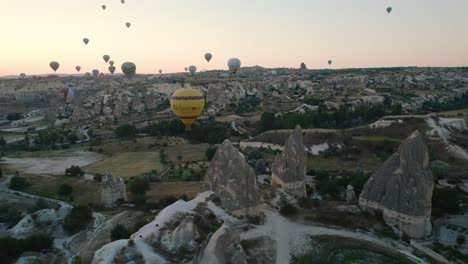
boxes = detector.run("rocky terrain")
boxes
[359,131,434,239]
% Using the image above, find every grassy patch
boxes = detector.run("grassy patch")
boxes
[84,152,163,179]
[23,174,100,206]
[165,143,209,164]
[146,182,202,203]
[292,235,415,264]
[352,136,403,144]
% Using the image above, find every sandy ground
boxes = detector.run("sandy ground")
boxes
[0,151,104,175]
[242,210,428,264]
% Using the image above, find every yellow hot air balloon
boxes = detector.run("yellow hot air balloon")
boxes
[170,89,205,130]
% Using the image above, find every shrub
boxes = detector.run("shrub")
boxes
[128,176,150,195]
[432,187,460,217]
[279,203,298,216]
[63,205,93,234]
[58,184,73,196]
[0,236,23,262]
[111,224,132,241]
[9,175,30,190]
[115,124,137,138]
[205,146,217,161]
[21,233,53,252]
[457,235,466,245]
[65,166,84,177]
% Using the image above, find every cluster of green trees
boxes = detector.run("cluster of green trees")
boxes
[63,205,93,234]
[420,91,468,113]
[65,166,85,177]
[144,120,228,144]
[231,96,261,114]
[9,175,30,190]
[34,127,78,147]
[0,233,54,263]
[312,169,370,200]
[115,124,137,138]
[259,104,386,131]
[6,113,23,121]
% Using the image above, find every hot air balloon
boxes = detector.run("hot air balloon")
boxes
[20,73,26,79]
[17,92,34,105]
[125,22,131,28]
[50,61,60,72]
[92,69,100,77]
[159,69,163,74]
[121,0,125,3]
[386,7,392,14]
[83,38,89,45]
[227,58,241,74]
[170,89,205,130]
[184,67,188,72]
[109,61,114,66]
[103,55,110,63]
[59,86,76,104]
[109,66,116,74]
[300,62,307,70]
[121,62,136,78]
[102,5,106,10]
[75,66,81,72]
[328,60,333,66]
[189,66,197,75]
[205,53,212,62]
[85,72,91,77]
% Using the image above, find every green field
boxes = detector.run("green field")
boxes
[352,136,403,143]
[293,235,416,264]
[23,174,100,206]
[83,152,162,179]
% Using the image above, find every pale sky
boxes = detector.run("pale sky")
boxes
[1,0,467,76]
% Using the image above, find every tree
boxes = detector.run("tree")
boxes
[0,136,6,149]
[115,124,137,138]
[0,168,3,178]
[9,175,30,190]
[65,166,85,177]
[67,133,78,144]
[63,205,93,234]
[0,236,23,263]
[58,184,73,196]
[21,233,53,252]
[205,146,217,161]
[260,112,276,132]
[110,224,132,241]
[159,149,167,164]
[128,176,150,196]
[457,235,465,245]
[6,113,22,121]
[432,187,460,217]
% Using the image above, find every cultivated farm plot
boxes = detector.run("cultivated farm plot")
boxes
[23,174,100,206]
[165,143,209,164]
[146,182,202,202]
[83,152,163,179]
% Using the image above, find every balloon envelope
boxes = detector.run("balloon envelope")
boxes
[83,38,89,45]
[387,7,392,14]
[103,55,110,63]
[102,5,106,10]
[92,69,99,77]
[126,22,131,28]
[50,61,60,72]
[184,67,188,72]
[108,66,116,74]
[170,89,205,130]
[121,62,136,78]
[109,61,114,66]
[328,60,333,65]
[121,0,125,3]
[75,66,81,72]
[205,53,212,62]
[20,73,26,79]
[159,69,163,74]
[227,58,241,74]
[189,66,197,75]
[59,86,76,104]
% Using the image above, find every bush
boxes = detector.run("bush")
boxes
[63,205,93,234]
[128,176,150,196]
[65,166,84,177]
[9,175,30,190]
[279,203,298,216]
[111,224,132,241]
[0,236,23,263]
[58,184,73,196]
[7,113,23,121]
[115,124,137,138]
[21,233,53,252]
[205,146,217,161]
[457,235,466,245]
[432,187,460,217]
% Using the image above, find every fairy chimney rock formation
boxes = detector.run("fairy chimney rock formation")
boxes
[203,140,262,216]
[359,131,434,238]
[101,173,127,208]
[271,125,307,198]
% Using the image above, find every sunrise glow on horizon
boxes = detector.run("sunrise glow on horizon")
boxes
[1,0,468,76]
